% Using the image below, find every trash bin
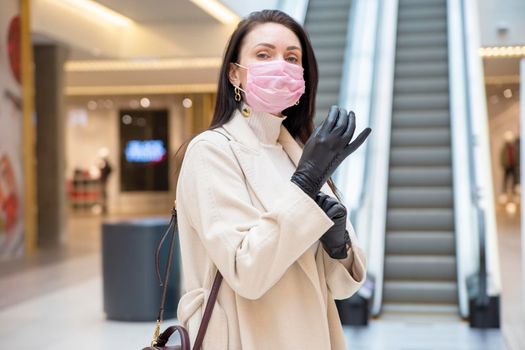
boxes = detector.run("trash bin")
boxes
[102,217,181,321]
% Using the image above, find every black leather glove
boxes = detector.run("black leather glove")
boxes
[315,192,351,259]
[291,105,371,199]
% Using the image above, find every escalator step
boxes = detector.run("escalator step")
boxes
[306,9,349,22]
[392,110,450,128]
[390,146,451,166]
[393,93,449,110]
[309,34,347,49]
[395,62,448,78]
[386,208,454,230]
[306,0,351,9]
[389,166,452,186]
[315,49,347,63]
[398,8,446,21]
[317,64,344,77]
[383,280,458,303]
[384,255,456,280]
[397,33,447,48]
[385,231,455,255]
[388,186,453,208]
[318,77,341,94]
[394,77,448,94]
[391,127,450,146]
[305,22,348,35]
[399,0,446,6]
[397,19,447,34]
[396,48,448,62]
[381,302,457,316]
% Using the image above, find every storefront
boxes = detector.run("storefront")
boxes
[65,93,216,216]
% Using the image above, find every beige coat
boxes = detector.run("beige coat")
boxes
[175,108,366,350]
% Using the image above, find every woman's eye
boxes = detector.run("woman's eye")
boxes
[256,52,270,59]
[286,56,299,63]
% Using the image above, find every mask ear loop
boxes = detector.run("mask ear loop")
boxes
[231,63,247,94]
[234,62,247,69]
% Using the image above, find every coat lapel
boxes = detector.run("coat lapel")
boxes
[220,108,334,295]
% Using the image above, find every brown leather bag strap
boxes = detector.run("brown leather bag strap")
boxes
[154,206,223,348]
[192,271,223,350]
[152,128,234,348]
[154,206,179,324]
[155,325,191,348]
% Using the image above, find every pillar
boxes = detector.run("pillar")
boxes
[33,44,68,247]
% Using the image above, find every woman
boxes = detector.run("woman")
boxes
[174,9,371,350]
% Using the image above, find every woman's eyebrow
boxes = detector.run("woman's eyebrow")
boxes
[253,42,302,51]
[254,42,276,49]
[287,45,301,51]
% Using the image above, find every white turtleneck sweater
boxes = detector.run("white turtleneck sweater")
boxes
[242,105,321,254]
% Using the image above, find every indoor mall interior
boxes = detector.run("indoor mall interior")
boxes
[0,0,524,349]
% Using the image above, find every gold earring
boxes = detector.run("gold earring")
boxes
[295,99,300,106]
[234,86,241,102]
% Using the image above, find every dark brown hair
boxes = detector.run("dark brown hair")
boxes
[174,9,342,200]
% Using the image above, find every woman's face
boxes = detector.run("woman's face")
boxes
[229,22,303,91]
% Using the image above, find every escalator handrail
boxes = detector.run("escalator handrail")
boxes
[278,0,309,24]
[459,0,488,308]
[335,0,379,214]
[459,0,501,307]
[339,0,399,316]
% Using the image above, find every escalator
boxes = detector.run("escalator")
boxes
[382,0,458,318]
[303,0,352,124]
[296,0,500,326]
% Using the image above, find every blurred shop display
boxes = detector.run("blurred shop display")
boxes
[497,130,521,217]
[67,147,115,215]
[0,3,24,260]
[500,131,520,195]
[67,168,102,213]
[486,82,521,217]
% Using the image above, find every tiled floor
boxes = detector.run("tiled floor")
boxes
[0,209,522,349]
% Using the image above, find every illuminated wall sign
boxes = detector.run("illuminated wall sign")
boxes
[125,140,166,163]
[119,109,169,192]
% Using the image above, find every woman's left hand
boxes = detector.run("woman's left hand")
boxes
[315,192,351,259]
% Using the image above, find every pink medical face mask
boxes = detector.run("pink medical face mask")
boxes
[234,60,306,115]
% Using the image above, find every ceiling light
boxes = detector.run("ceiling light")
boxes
[182,98,193,108]
[505,202,517,216]
[189,0,240,24]
[140,97,151,108]
[479,45,525,58]
[122,114,132,125]
[65,57,222,72]
[66,84,217,96]
[129,99,139,109]
[59,0,133,27]
[87,100,97,110]
[503,88,512,99]
[103,99,114,108]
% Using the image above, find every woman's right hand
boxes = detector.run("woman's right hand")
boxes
[290,105,371,199]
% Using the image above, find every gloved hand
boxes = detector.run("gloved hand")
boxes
[315,192,351,259]
[290,105,371,199]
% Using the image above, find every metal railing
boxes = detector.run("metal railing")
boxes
[332,0,399,316]
[449,0,501,317]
